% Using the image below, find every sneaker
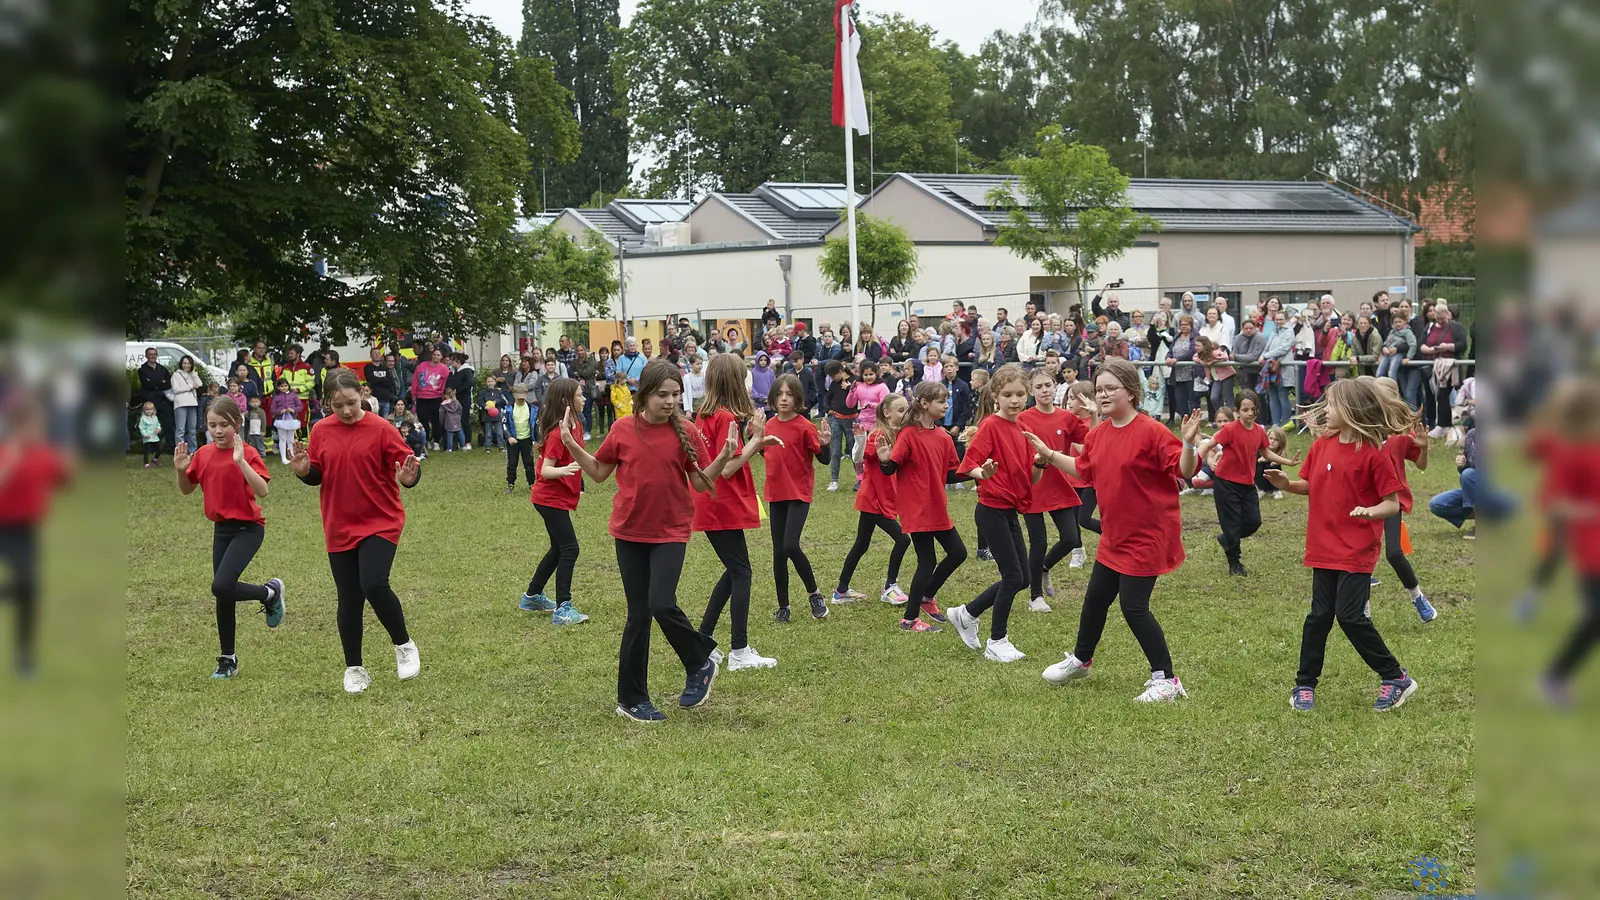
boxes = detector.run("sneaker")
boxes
[1290,685,1315,711]
[976,548,995,562]
[504,485,515,495]
[899,617,941,632]
[808,592,829,619]
[1372,671,1417,712]
[1272,490,1285,500]
[344,665,372,694]
[1043,570,1055,597]
[708,648,724,667]
[1200,488,1214,496]
[615,700,667,723]
[946,604,981,650]
[1069,548,1086,569]
[827,481,839,492]
[774,607,791,624]
[1135,676,1187,703]
[852,480,861,491]
[831,588,865,604]
[1028,596,1053,613]
[1370,575,1382,587]
[919,599,947,623]
[1042,652,1091,685]
[520,592,557,612]
[211,655,239,679]
[262,578,286,628]
[728,645,777,670]
[1179,487,1197,496]
[984,636,1027,663]
[552,601,590,625]
[1228,561,1248,577]
[1412,592,1438,623]
[881,583,908,605]
[1428,427,1446,440]
[583,433,592,442]
[464,443,473,451]
[679,657,718,708]
[1462,526,1475,540]
[395,641,420,681]
[143,462,152,470]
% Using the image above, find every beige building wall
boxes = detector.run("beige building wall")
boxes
[685,196,775,245]
[832,177,989,242]
[1156,232,1414,301]
[550,210,594,243]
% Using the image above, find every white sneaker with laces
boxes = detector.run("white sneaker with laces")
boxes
[395,641,421,680]
[1042,652,1091,685]
[946,604,982,650]
[827,481,839,492]
[464,443,472,450]
[344,665,372,694]
[1069,548,1086,569]
[881,583,909,605]
[1028,596,1053,613]
[984,636,1027,663]
[728,645,777,670]
[1134,676,1187,703]
[1272,491,1285,500]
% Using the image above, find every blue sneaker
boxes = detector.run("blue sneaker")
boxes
[1412,592,1438,623]
[679,657,719,708]
[211,656,239,679]
[1290,685,1315,711]
[552,601,589,625]
[262,579,286,628]
[615,700,667,723]
[1373,671,1418,712]
[519,592,557,612]
[1369,575,1382,588]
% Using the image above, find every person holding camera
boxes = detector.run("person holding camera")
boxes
[1091,281,1130,331]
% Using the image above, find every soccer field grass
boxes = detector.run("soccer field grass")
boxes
[124,434,1475,898]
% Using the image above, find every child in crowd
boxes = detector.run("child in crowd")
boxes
[399,421,427,459]
[505,382,536,493]
[1256,426,1289,498]
[834,394,912,608]
[360,385,379,414]
[139,401,163,468]
[271,379,302,464]
[439,387,465,451]
[1018,367,1088,613]
[889,381,967,632]
[477,378,508,452]
[198,383,221,444]
[822,360,858,492]
[245,396,269,457]
[1142,373,1164,417]
[762,374,833,621]
[1196,391,1298,577]
[610,370,633,419]
[847,361,890,491]
[517,379,590,625]
[682,355,706,416]
[226,379,248,418]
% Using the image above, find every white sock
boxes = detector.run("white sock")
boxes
[1409,586,1423,599]
[222,654,236,661]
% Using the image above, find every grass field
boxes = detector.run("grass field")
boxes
[124,430,1476,898]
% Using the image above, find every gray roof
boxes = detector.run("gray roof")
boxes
[896,173,1416,234]
[563,207,641,243]
[715,193,841,241]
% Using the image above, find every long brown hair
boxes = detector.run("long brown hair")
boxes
[1357,375,1421,436]
[1298,378,1388,447]
[207,395,243,429]
[1097,358,1143,411]
[872,394,910,450]
[635,359,698,464]
[538,378,581,439]
[698,352,755,419]
[909,380,947,424]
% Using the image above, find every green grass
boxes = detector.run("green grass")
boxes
[125,433,1475,898]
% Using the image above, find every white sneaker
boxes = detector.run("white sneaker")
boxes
[728,645,777,671]
[1428,427,1446,440]
[1180,487,1198,496]
[984,636,1027,663]
[464,443,472,450]
[1200,488,1214,496]
[1028,596,1053,613]
[583,433,592,442]
[1272,491,1285,500]
[344,665,372,694]
[828,481,839,492]
[1069,548,1086,569]
[881,583,909,605]
[395,640,420,680]
[709,648,724,666]
[1134,676,1188,703]
[1042,652,1092,685]
[946,604,982,650]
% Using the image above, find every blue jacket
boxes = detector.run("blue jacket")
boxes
[616,351,648,387]
[940,377,974,429]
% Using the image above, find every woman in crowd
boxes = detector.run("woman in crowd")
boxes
[170,355,205,451]
[888,320,919,365]
[1166,314,1199,421]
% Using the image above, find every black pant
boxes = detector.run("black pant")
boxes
[1295,568,1404,687]
[1213,478,1262,565]
[1075,561,1175,678]
[836,512,910,592]
[700,529,753,650]
[1550,575,1600,680]
[615,539,714,707]
[1383,514,1419,590]
[966,505,1028,640]
[528,505,579,603]
[506,436,535,486]
[144,441,161,464]
[906,529,967,620]
[0,526,39,668]
[328,536,411,668]
[1025,507,1079,599]
[414,397,442,444]
[1255,460,1280,492]
[212,520,270,656]
[1076,487,1102,536]
[769,499,817,607]
[1422,386,1437,428]
[1434,387,1453,429]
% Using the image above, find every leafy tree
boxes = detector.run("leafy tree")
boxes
[987,127,1159,308]
[817,214,919,328]
[520,0,630,210]
[855,15,964,180]
[525,226,618,324]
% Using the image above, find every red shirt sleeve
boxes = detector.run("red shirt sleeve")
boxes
[961,419,995,471]
[246,446,271,482]
[1145,418,1184,477]
[891,429,913,465]
[595,428,624,466]
[1369,447,1406,500]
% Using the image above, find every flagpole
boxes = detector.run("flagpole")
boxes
[843,4,861,349]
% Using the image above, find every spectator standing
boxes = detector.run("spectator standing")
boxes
[761,300,783,332]
[615,337,649,390]
[136,347,175,451]
[170,355,204,451]
[1090,289,1131,331]
[409,348,451,449]
[366,351,398,416]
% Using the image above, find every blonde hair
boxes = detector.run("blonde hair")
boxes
[1266,426,1288,452]
[1298,379,1389,447]
[873,394,910,450]
[698,352,755,419]
[1357,375,1422,436]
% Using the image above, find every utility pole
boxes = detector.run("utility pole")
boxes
[777,254,793,322]
[618,241,630,337]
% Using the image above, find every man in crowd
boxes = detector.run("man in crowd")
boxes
[1232,317,1266,376]
[761,300,782,332]
[791,322,817,364]
[1372,291,1393,339]
[1092,287,1131,331]
[364,349,398,416]
[668,317,703,355]
[245,341,275,394]
[1213,296,1237,346]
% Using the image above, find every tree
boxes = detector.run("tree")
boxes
[855,15,965,182]
[817,214,919,328]
[987,127,1159,308]
[520,0,630,210]
[525,226,617,324]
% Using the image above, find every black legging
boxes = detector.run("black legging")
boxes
[1076,486,1102,536]
[965,504,1028,640]
[506,436,536,486]
[328,536,411,668]
[1255,460,1280,492]
[836,512,910,592]
[1382,514,1419,591]
[1550,575,1600,680]
[615,539,714,707]
[769,499,818,607]
[905,528,967,621]
[0,526,39,669]
[414,396,443,444]
[1025,507,1079,599]
[700,529,753,650]
[528,505,579,603]
[1213,478,1262,565]
[1434,386,1454,429]
[1075,561,1175,678]
[212,520,270,656]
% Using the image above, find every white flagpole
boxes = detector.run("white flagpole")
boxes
[843,4,861,349]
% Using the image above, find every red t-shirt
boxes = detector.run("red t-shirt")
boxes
[185,442,271,525]
[1212,420,1269,486]
[1551,441,1600,575]
[595,417,712,543]
[1301,435,1407,573]
[961,415,1035,511]
[307,411,414,553]
[693,408,759,531]
[1381,433,1423,514]
[531,425,584,511]
[1017,407,1085,514]
[761,414,821,503]
[1065,413,1095,488]
[855,430,898,519]
[891,424,958,533]
[0,442,68,526]
[1075,414,1186,576]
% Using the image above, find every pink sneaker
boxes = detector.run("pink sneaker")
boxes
[920,600,948,623]
[899,617,941,633]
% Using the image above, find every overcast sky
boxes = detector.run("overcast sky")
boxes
[465,0,1045,54]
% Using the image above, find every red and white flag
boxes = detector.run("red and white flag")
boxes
[832,1,869,135]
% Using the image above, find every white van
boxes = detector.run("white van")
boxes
[125,341,229,384]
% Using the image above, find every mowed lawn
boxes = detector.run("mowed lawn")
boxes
[125,430,1475,899]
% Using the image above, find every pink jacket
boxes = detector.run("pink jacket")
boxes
[847,381,890,432]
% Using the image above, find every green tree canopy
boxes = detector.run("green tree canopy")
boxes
[817,214,920,328]
[525,226,618,324]
[520,0,630,210]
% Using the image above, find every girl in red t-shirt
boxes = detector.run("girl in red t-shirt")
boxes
[1363,376,1437,622]
[173,396,284,680]
[760,374,833,622]
[946,365,1042,663]
[693,353,782,671]
[0,398,70,678]
[518,379,590,625]
[1195,390,1299,578]
[834,394,912,608]
[1063,381,1102,568]
[1017,368,1087,613]
[1030,359,1204,703]
[1264,378,1416,712]
[889,381,969,632]
[289,369,422,695]
[561,360,748,723]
